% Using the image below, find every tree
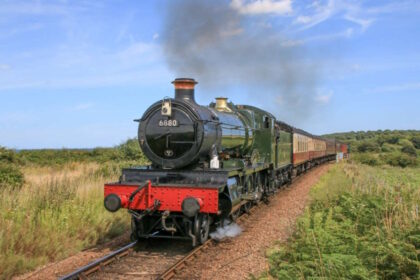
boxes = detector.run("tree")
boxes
[400,139,417,157]
[357,140,380,153]
[411,136,420,149]
[0,147,17,164]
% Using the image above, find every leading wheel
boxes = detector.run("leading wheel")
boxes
[194,214,210,245]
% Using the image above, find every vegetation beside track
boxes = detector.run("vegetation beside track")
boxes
[324,130,419,168]
[0,139,147,279]
[262,163,420,280]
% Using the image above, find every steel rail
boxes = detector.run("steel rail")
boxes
[156,203,260,280]
[156,239,213,280]
[59,241,138,280]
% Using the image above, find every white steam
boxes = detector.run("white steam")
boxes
[210,221,243,241]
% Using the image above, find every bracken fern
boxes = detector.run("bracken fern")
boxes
[262,163,420,280]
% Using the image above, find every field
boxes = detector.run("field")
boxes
[0,140,148,279]
[262,162,420,279]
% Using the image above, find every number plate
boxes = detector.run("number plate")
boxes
[159,119,179,127]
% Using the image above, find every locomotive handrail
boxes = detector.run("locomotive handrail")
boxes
[129,180,151,203]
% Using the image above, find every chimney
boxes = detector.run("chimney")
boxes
[172,78,197,103]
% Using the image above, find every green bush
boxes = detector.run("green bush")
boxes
[0,163,24,189]
[383,152,417,168]
[117,139,145,161]
[357,140,380,153]
[381,143,398,153]
[384,135,400,144]
[0,147,20,164]
[400,140,417,157]
[411,136,420,149]
[354,153,380,166]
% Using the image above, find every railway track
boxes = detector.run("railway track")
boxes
[59,173,307,280]
[156,205,260,280]
[157,239,214,280]
[59,207,260,280]
[59,242,138,280]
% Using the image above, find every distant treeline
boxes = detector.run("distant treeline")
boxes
[2,130,419,178]
[323,130,419,167]
[1,139,147,166]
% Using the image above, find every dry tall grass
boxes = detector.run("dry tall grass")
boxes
[0,163,130,279]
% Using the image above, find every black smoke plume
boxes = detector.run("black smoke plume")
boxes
[161,0,318,124]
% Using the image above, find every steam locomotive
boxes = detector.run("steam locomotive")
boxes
[104,78,348,246]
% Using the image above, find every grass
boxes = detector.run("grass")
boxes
[0,163,131,279]
[262,163,420,280]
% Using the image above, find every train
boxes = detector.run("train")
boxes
[104,78,348,246]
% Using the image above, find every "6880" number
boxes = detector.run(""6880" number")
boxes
[159,119,178,127]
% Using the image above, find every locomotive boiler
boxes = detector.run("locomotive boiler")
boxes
[104,78,348,246]
[138,78,254,170]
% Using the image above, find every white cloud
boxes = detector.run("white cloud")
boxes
[308,27,353,41]
[230,0,292,15]
[293,0,336,30]
[153,33,159,40]
[289,27,354,46]
[293,0,374,32]
[344,15,373,32]
[315,90,333,104]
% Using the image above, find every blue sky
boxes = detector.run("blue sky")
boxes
[0,0,419,149]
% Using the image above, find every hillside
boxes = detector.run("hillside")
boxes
[323,130,419,167]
